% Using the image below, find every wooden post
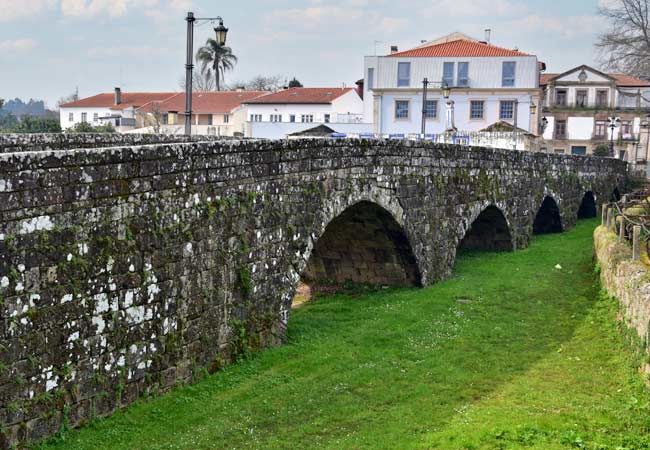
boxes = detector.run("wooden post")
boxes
[606,208,614,230]
[602,205,608,226]
[619,216,626,242]
[633,225,641,261]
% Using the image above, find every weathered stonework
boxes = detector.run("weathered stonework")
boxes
[594,226,650,349]
[0,136,627,447]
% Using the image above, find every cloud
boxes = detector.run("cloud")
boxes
[516,14,604,38]
[0,38,37,51]
[0,0,56,21]
[426,0,528,18]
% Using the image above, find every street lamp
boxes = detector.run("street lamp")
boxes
[184,12,228,136]
[421,79,451,137]
[608,116,621,157]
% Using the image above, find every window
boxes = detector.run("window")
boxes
[301,114,314,123]
[621,120,632,137]
[207,115,213,125]
[443,62,455,86]
[93,113,98,122]
[424,100,438,119]
[367,68,374,90]
[395,100,409,119]
[554,120,567,138]
[324,114,331,123]
[397,62,410,87]
[270,114,282,122]
[594,121,607,138]
[576,89,588,108]
[502,62,516,87]
[457,62,469,87]
[470,100,485,120]
[250,114,262,122]
[289,115,296,123]
[596,90,608,108]
[68,112,73,122]
[571,146,587,155]
[554,148,565,154]
[555,89,567,107]
[81,112,87,123]
[499,101,515,120]
[619,150,626,160]
[223,114,229,123]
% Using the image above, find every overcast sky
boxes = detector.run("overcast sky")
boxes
[0,0,607,107]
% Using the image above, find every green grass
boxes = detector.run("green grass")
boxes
[39,218,650,450]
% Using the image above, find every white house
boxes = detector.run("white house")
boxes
[59,88,177,131]
[241,87,369,139]
[363,32,542,138]
[540,65,650,159]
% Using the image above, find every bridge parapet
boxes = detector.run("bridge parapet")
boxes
[0,137,627,447]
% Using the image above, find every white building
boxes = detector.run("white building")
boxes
[241,87,369,139]
[363,32,542,138]
[59,88,177,131]
[540,65,650,159]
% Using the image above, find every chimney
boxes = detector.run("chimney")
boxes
[390,45,398,54]
[355,79,364,100]
[484,29,491,44]
[114,87,122,105]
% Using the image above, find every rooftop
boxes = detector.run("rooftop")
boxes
[388,34,530,58]
[540,71,650,87]
[60,92,178,110]
[141,91,269,114]
[243,87,356,105]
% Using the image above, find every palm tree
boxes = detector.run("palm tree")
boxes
[196,39,237,91]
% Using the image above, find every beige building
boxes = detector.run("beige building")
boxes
[540,65,650,159]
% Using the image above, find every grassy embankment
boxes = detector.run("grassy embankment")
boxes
[39,218,650,449]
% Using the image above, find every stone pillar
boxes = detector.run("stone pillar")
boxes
[445,100,457,132]
[633,225,642,261]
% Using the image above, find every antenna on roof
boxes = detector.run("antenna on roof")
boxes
[484,29,491,43]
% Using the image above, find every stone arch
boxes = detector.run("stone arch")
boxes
[533,196,563,234]
[301,200,422,288]
[458,204,514,252]
[577,191,597,219]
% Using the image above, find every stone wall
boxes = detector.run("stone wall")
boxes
[0,137,627,447]
[594,226,650,348]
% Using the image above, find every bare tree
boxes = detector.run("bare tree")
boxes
[225,75,286,92]
[596,0,650,79]
[136,102,165,134]
[56,88,79,110]
[178,72,217,91]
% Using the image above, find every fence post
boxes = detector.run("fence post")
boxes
[633,225,641,261]
[602,205,608,226]
[622,194,628,204]
[607,208,614,230]
[619,216,626,242]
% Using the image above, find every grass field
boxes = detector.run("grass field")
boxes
[39,218,650,450]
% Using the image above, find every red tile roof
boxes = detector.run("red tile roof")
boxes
[388,39,530,57]
[243,87,356,104]
[540,72,650,87]
[60,92,177,110]
[145,91,269,114]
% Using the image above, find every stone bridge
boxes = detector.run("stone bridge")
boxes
[0,135,627,446]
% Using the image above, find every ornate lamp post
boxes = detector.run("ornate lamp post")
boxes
[421,79,451,137]
[608,116,621,158]
[184,12,228,135]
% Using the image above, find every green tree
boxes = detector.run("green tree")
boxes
[67,122,115,133]
[8,115,61,133]
[288,77,303,88]
[196,39,237,91]
[593,144,611,157]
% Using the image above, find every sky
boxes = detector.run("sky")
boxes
[0,0,609,108]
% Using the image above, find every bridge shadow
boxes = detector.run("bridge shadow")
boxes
[533,196,563,234]
[295,201,421,305]
[578,191,597,220]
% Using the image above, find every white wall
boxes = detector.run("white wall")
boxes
[371,55,539,90]
[378,93,534,135]
[59,107,114,130]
